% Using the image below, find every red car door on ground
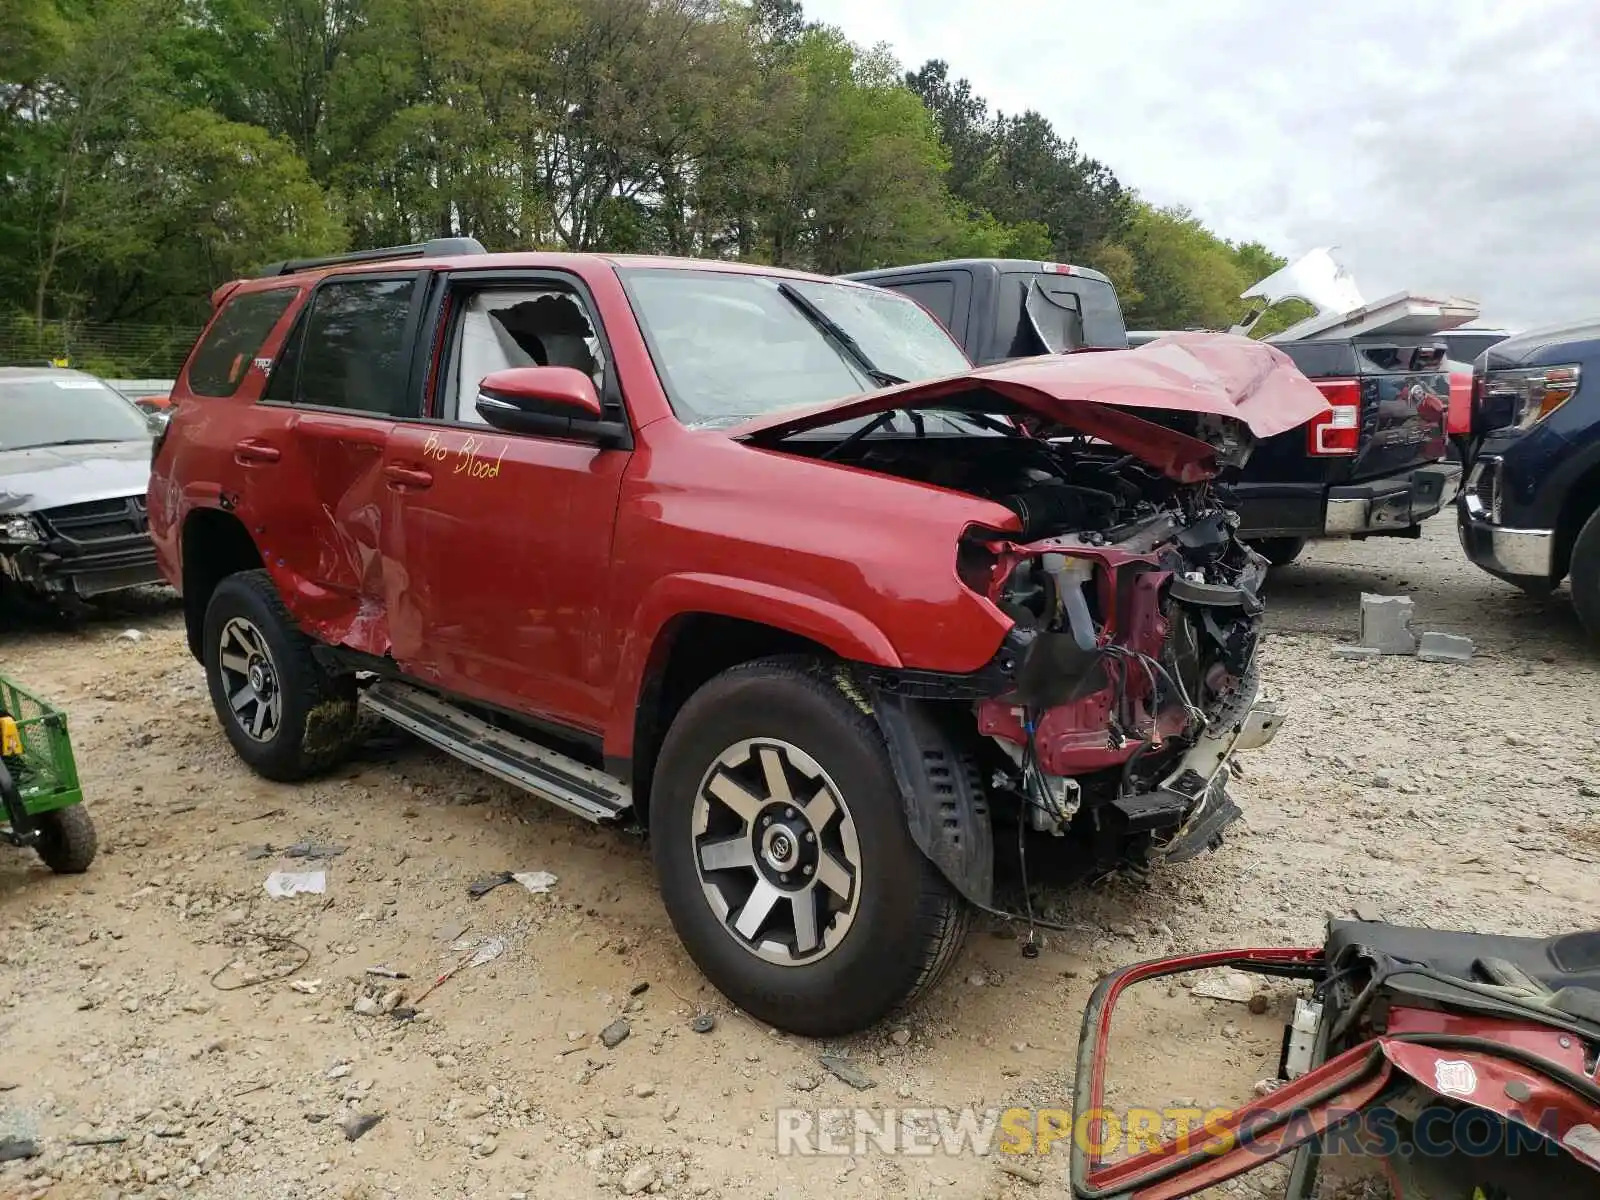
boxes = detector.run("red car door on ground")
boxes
[245,273,428,652]
[381,277,630,733]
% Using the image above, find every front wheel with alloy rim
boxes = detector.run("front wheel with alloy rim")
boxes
[202,569,360,782]
[651,659,971,1036]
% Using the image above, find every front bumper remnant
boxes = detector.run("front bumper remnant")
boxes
[0,540,163,600]
[1145,689,1286,862]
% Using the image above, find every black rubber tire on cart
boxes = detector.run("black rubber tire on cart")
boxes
[202,569,359,782]
[35,804,97,873]
[1570,506,1600,645]
[1246,537,1307,569]
[650,657,971,1037]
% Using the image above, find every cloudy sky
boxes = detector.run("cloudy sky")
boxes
[804,0,1599,332]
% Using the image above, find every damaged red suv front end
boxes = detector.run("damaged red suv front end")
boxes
[967,509,1277,864]
[744,332,1326,874]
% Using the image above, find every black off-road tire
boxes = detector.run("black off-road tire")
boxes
[650,657,971,1036]
[1247,537,1307,568]
[35,805,97,873]
[202,569,358,782]
[1571,507,1600,646]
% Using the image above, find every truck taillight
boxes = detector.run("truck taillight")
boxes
[1307,379,1360,456]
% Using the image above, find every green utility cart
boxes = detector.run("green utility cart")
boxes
[1,673,97,873]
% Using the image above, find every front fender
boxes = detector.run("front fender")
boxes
[604,571,902,757]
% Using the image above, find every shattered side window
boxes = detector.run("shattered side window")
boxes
[446,289,606,424]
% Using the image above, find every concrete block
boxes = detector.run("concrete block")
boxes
[1359,593,1417,654]
[1331,645,1381,660]
[1417,631,1475,663]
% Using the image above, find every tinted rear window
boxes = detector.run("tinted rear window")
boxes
[998,272,1126,354]
[294,277,419,417]
[887,279,957,329]
[1441,331,1508,362]
[186,287,298,397]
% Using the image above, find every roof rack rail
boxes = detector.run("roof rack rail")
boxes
[255,236,487,279]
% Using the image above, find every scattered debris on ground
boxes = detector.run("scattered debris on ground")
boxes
[263,868,326,897]
[1417,630,1476,662]
[817,1055,876,1091]
[1355,592,1477,664]
[1,525,1595,1197]
[1359,592,1417,654]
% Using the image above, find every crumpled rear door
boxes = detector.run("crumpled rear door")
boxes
[245,410,397,655]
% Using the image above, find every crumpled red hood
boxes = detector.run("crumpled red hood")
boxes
[734,332,1331,483]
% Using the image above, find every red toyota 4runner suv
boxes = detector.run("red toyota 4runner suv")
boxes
[149,239,1326,1034]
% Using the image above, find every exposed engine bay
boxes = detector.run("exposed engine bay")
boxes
[830,432,1177,537]
[787,426,1281,873]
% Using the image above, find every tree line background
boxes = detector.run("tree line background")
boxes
[0,0,1303,375]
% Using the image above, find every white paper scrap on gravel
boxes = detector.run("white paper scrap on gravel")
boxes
[468,936,507,968]
[513,871,558,894]
[264,869,327,899]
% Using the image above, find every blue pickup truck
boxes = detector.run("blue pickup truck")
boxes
[1458,319,1600,641]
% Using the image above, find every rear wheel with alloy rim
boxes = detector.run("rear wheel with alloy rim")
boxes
[652,658,971,1037]
[216,617,284,743]
[202,569,359,781]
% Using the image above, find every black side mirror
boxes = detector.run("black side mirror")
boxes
[475,367,628,447]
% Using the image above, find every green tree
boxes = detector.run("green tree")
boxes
[904,59,994,205]
[0,0,340,329]
[0,0,1301,347]
[740,29,975,271]
[1120,201,1255,330]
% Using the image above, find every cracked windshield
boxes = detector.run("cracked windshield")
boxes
[620,268,971,427]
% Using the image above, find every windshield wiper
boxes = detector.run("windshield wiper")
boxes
[48,438,128,447]
[776,283,906,387]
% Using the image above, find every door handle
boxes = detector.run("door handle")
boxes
[234,439,280,465]
[383,464,433,490]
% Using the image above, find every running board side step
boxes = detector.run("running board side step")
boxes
[361,682,632,824]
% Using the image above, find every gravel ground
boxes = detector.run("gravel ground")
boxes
[1,515,1596,1200]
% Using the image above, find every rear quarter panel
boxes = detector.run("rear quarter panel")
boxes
[147,285,307,588]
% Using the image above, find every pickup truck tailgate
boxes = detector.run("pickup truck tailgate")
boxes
[1255,338,1450,482]
[1225,336,1457,540]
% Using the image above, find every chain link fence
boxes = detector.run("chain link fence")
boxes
[0,319,202,379]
